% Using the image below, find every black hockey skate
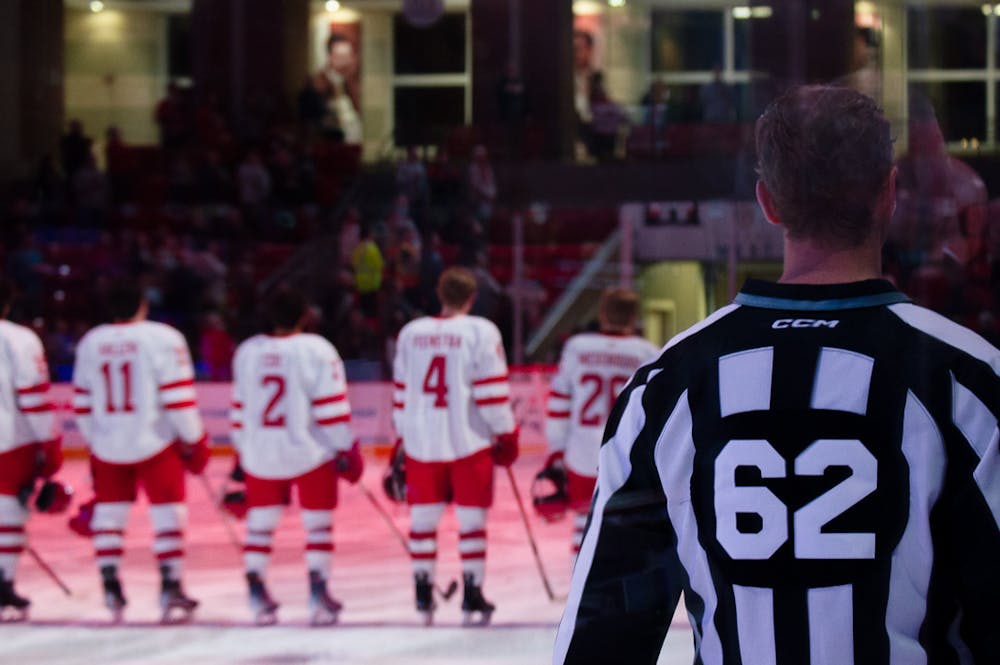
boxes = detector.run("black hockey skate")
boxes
[307,570,342,626]
[0,573,30,622]
[460,573,494,627]
[101,565,127,623]
[414,572,436,626]
[246,571,279,626]
[160,566,199,625]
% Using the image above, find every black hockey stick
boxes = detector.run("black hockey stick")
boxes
[504,466,559,602]
[357,482,458,600]
[26,545,71,596]
[196,473,244,556]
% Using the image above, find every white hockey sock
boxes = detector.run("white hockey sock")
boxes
[409,503,445,582]
[149,503,186,580]
[92,502,131,570]
[571,512,588,556]
[301,510,334,574]
[0,495,28,580]
[456,506,488,585]
[244,506,282,575]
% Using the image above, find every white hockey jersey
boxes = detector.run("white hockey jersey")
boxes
[393,314,515,462]
[72,321,205,464]
[230,334,352,480]
[0,320,56,455]
[546,332,659,477]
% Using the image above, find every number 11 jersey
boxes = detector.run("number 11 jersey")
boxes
[73,321,204,464]
[392,314,515,462]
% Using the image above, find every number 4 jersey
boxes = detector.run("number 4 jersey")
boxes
[73,321,205,464]
[230,334,352,479]
[546,332,660,478]
[555,279,1000,665]
[392,314,515,462]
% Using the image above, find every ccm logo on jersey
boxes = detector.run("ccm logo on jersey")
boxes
[771,318,839,329]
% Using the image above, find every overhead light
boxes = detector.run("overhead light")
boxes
[325,0,341,12]
[995,5,1000,16]
[573,0,603,14]
[732,6,752,19]
[608,0,626,7]
[90,0,105,12]
[984,4,994,16]
[751,6,772,18]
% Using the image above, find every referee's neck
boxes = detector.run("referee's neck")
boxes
[779,235,883,285]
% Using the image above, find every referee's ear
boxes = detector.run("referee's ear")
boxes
[756,180,782,228]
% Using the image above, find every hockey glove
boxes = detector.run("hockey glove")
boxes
[491,428,520,467]
[382,438,407,503]
[35,480,73,514]
[543,450,566,472]
[176,433,211,475]
[335,441,364,484]
[230,458,246,483]
[36,437,64,479]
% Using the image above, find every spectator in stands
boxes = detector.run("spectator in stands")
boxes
[396,147,429,224]
[587,79,629,162]
[468,249,503,321]
[44,317,77,380]
[467,145,497,223]
[298,74,328,138]
[60,119,92,181]
[104,126,129,202]
[418,230,444,314]
[155,81,189,149]
[699,66,735,123]
[352,226,384,319]
[321,32,362,144]
[237,149,272,229]
[574,30,599,156]
[199,311,235,381]
[196,150,235,204]
[339,207,362,275]
[71,153,110,226]
[640,80,670,157]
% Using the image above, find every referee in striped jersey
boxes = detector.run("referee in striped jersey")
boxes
[554,85,1000,665]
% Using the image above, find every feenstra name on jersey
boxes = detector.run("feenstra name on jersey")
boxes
[411,333,463,349]
[771,318,840,329]
[577,352,647,368]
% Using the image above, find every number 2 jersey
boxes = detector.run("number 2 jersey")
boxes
[72,321,204,464]
[0,320,56,455]
[547,332,660,478]
[555,279,1000,665]
[230,333,352,480]
[392,314,515,462]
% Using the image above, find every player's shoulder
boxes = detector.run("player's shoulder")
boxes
[0,319,42,348]
[888,302,1000,373]
[138,320,187,347]
[398,315,434,339]
[462,315,503,341]
[76,323,111,352]
[234,334,266,358]
[298,333,341,359]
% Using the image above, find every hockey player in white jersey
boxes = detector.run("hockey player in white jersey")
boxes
[392,267,519,625]
[230,289,362,626]
[541,288,658,554]
[0,280,62,620]
[72,283,209,623]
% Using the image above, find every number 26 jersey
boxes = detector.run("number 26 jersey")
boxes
[392,314,515,463]
[556,279,1000,665]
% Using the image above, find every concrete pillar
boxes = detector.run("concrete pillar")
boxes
[0,0,64,180]
[191,0,309,138]
[471,0,574,161]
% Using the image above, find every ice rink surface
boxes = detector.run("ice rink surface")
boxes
[6,454,694,664]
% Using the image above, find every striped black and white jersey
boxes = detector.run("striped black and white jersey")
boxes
[555,279,1000,665]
